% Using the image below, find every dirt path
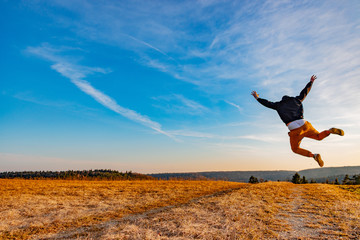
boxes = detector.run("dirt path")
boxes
[276,184,360,239]
[276,185,323,239]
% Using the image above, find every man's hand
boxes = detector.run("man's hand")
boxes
[310,75,317,82]
[251,91,259,99]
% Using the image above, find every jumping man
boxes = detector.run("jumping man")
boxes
[251,75,344,167]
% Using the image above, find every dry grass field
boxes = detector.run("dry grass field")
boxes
[1,179,360,239]
[0,179,242,239]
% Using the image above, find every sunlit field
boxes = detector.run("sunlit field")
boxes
[339,185,360,196]
[0,179,242,239]
[100,183,360,239]
[1,180,360,239]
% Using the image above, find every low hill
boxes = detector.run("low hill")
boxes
[149,170,295,182]
[149,166,360,183]
[299,166,360,179]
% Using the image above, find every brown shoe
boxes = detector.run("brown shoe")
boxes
[313,154,324,167]
[329,128,344,136]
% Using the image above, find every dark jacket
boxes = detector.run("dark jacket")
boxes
[257,81,313,125]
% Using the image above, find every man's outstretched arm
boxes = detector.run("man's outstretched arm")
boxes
[296,75,316,102]
[251,91,277,110]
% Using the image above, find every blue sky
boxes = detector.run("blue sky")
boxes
[1,0,360,173]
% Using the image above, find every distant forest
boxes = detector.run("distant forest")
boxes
[0,169,154,180]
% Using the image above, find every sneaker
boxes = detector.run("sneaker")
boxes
[329,128,344,136]
[313,154,324,167]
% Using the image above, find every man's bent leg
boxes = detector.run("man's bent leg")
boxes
[289,131,313,157]
[307,130,331,141]
[289,122,327,167]
[304,122,330,141]
[292,146,313,157]
[318,130,331,140]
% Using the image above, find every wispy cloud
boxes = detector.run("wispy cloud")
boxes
[174,94,208,112]
[27,44,174,139]
[13,91,69,108]
[169,130,214,139]
[125,34,172,59]
[230,134,283,143]
[224,100,243,112]
[167,128,283,144]
[207,142,259,154]
[152,94,208,116]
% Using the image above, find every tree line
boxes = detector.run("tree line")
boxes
[291,173,360,185]
[0,169,154,180]
[248,173,360,185]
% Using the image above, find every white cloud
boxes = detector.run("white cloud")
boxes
[167,128,284,144]
[169,130,214,139]
[125,34,172,58]
[174,94,208,112]
[27,45,175,139]
[152,94,208,116]
[230,134,283,143]
[224,100,243,112]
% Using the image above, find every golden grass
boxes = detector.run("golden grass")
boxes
[81,182,295,239]
[0,179,242,239]
[280,184,360,239]
[338,185,360,196]
[2,179,360,239]
[89,183,360,240]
